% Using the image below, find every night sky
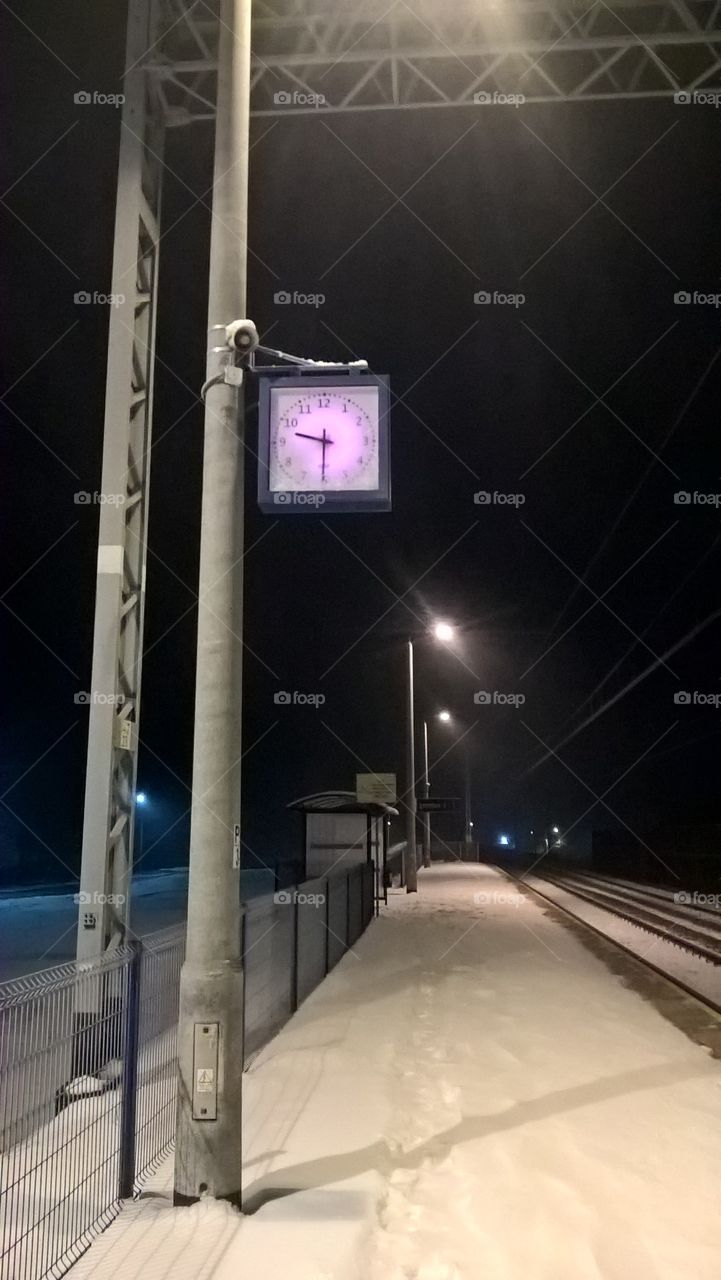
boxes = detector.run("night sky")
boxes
[3,2,720,887]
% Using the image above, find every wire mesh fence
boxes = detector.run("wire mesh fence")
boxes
[0,925,184,1280]
[0,862,375,1280]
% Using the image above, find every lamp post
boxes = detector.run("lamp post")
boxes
[437,711,473,848]
[404,638,417,892]
[403,622,456,893]
[421,718,431,868]
[135,791,147,864]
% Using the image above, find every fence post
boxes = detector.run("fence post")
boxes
[346,872,351,949]
[119,940,142,1199]
[324,877,330,974]
[291,893,299,1012]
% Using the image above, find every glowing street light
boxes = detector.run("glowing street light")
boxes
[406,621,458,886]
[435,708,472,844]
[551,825,559,834]
[136,791,147,806]
[433,621,455,643]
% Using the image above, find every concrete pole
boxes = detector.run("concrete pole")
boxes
[464,739,472,845]
[174,0,250,1207]
[421,718,431,868]
[404,639,418,892]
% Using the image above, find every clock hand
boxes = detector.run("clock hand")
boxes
[321,427,328,480]
[294,431,334,445]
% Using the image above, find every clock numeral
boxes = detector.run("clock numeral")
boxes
[356,416,363,426]
[357,456,364,465]
[279,436,286,446]
[318,397,330,408]
[342,402,348,412]
[290,417,298,427]
[299,403,311,414]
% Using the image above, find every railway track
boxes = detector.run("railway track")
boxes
[500,865,721,1017]
[531,869,721,965]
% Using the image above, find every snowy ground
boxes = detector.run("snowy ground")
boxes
[0,871,189,980]
[69,864,721,1280]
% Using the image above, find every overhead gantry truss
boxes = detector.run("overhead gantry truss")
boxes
[79,0,720,967]
[148,0,721,122]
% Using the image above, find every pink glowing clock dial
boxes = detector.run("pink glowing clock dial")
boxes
[268,384,380,493]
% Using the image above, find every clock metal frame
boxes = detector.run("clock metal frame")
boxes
[257,371,391,514]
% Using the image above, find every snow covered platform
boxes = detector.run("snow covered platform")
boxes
[70,864,721,1280]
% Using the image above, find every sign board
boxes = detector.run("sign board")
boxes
[113,718,135,752]
[356,772,397,805]
[417,797,460,813]
[192,1022,218,1120]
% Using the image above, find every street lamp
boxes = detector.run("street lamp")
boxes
[435,710,473,847]
[433,621,455,643]
[135,792,148,863]
[420,707,455,869]
[404,623,457,891]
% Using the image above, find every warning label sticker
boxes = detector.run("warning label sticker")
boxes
[196,1067,214,1093]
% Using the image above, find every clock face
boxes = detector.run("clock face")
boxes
[268,384,381,493]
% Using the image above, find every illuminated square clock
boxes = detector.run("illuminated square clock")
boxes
[257,373,391,513]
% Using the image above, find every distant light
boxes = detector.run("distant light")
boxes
[438,710,451,722]
[433,622,455,643]
[136,792,147,806]
[469,821,474,828]
[551,825,559,834]
[498,834,510,846]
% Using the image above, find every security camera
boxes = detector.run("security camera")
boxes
[225,319,259,353]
